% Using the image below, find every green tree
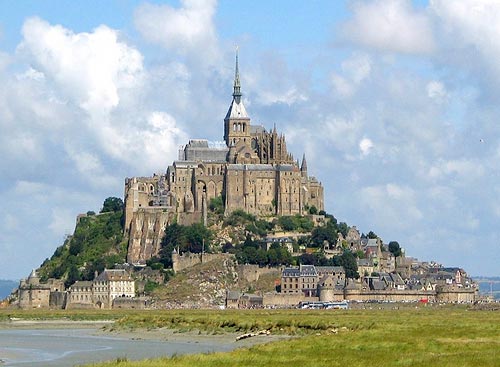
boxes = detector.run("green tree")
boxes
[388,241,402,258]
[388,241,403,269]
[308,206,318,215]
[310,225,337,247]
[278,216,297,231]
[339,250,359,279]
[100,197,124,213]
[65,264,80,288]
[367,231,378,239]
[337,222,349,237]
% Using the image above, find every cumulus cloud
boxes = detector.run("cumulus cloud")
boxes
[342,0,435,54]
[134,0,218,63]
[0,16,195,278]
[18,17,144,116]
[13,17,190,175]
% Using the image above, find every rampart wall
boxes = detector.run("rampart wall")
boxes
[172,252,235,273]
[237,264,280,283]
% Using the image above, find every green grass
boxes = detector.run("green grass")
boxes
[2,307,498,366]
[73,307,500,367]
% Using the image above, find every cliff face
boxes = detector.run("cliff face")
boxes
[127,210,174,265]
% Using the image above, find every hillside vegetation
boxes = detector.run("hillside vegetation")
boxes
[38,202,127,287]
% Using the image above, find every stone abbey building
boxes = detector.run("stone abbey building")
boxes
[124,54,324,265]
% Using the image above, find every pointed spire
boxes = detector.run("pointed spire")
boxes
[233,46,242,102]
[301,153,308,172]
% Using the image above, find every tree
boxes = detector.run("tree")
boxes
[388,241,402,258]
[339,250,359,279]
[310,226,337,247]
[337,222,349,237]
[278,216,297,231]
[100,197,124,213]
[308,205,318,215]
[367,231,378,239]
[65,264,80,288]
[388,241,403,269]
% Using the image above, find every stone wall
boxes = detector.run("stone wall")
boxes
[49,291,67,308]
[18,287,51,309]
[263,293,317,307]
[172,252,234,273]
[264,287,477,307]
[343,290,437,303]
[237,264,280,283]
[436,287,476,303]
[112,297,149,309]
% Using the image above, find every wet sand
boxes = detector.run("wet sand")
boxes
[0,319,289,366]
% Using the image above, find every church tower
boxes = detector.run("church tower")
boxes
[224,50,251,148]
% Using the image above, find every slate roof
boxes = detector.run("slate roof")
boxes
[95,269,132,282]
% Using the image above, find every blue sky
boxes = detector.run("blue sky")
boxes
[1,0,499,280]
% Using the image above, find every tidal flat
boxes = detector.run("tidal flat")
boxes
[1,306,499,367]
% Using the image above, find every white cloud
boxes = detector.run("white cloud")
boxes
[18,17,144,117]
[134,0,218,63]
[257,87,308,106]
[426,80,448,102]
[431,0,500,82]
[359,138,374,156]
[427,158,485,182]
[343,0,435,54]
[359,183,423,230]
[331,53,372,98]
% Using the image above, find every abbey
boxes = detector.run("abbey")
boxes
[124,54,324,264]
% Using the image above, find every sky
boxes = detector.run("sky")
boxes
[0,0,499,280]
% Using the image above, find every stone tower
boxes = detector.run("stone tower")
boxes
[224,51,251,148]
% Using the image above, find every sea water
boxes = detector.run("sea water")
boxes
[0,328,236,366]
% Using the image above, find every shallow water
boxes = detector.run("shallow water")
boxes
[0,328,236,366]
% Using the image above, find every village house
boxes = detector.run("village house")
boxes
[67,269,135,309]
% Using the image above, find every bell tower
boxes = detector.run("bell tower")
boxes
[224,49,251,148]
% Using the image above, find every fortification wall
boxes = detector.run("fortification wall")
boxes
[172,252,235,273]
[18,288,51,309]
[49,291,67,308]
[237,264,280,283]
[65,302,96,310]
[436,288,476,303]
[343,290,437,302]
[113,297,149,309]
[318,288,344,302]
[263,293,317,306]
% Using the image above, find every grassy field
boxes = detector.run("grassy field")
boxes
[2,307,498,366]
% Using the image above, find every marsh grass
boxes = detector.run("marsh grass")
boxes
[3,307,498,366]
[85,307,499,367]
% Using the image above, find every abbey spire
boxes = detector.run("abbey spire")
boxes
[224,48,250,147]
[233,49,242,103]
